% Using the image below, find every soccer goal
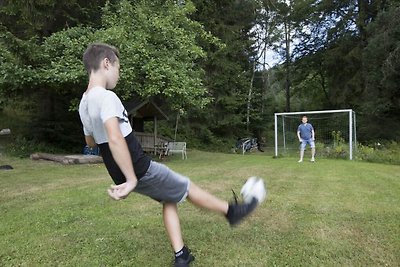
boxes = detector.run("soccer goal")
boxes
[274,109,357,160]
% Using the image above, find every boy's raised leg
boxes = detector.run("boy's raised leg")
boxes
[187,182,258,226]
[187,183,229,214]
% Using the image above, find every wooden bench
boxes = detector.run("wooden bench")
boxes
[134,132,171,155]
[165,142,187,160]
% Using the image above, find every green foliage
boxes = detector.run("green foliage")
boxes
[4,136,69,158]
[356,141,400,165]
[41,27,93,89]
[313,131,349,159]
[0,0,219,151]
[0,30,40,96]
[332,130,345,147]
[36,0,213,109]
[362,5,400,121]
[100,0,211,109]
[0,0,109,39]
[277,0,399,142]
[188,0,258,139]
[314,133,400,165]
[1,0,400,153]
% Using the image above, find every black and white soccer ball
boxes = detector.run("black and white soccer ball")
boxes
[240,176,267,204]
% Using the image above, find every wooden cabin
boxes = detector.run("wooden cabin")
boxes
[124,99,170,154]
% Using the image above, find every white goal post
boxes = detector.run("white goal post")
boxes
[274,109,357,160]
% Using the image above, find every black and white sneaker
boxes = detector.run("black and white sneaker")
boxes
[174,250,195,267]
[226,196,258,226]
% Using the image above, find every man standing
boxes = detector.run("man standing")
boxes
[297,115,315,162]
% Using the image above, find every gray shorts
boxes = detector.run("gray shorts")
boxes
[134,161,190,203]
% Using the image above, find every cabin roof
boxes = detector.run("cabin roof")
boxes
[124,99,168,121]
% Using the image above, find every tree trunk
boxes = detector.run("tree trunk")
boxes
[284,19,291,112]
[246,60,256,131]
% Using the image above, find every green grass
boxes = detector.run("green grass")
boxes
[1,151,399,266]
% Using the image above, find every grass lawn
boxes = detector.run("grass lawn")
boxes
[0,151,399,266]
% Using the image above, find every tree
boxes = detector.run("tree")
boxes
[0,0,119,148]
[267,0,301,112]
[360,4,400,139]
[0,0,217,149]
[39,0,214,108]
[0,0,111,39]
[189,0,258,141]
[245,0,281,136]
[274,0,399,140]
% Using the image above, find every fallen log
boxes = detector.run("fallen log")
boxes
[30,153,103,165]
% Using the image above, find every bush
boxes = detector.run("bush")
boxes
[315,131,349,159]
[356,141,400,165]
[4,136,67,158]
[315,142,348,159]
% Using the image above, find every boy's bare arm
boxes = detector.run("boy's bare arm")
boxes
[104,117,138,200]
[85,135,97,148]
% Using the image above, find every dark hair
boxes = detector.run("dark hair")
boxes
[83,43,119,75]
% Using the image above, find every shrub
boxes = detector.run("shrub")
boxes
[356,141,400,165]
[4,136,67,158]
[315,131,349,159]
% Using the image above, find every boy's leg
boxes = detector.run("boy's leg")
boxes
[163,203,195,266]
[187,182,258,226]
[163,203,184,252]
[187,182,229,214]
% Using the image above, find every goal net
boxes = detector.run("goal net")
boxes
[274,109,357,160]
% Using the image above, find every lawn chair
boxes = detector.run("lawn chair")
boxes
[0,128,13,170]
[166,142,187,160]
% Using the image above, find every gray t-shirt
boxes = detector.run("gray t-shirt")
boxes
[79,86,132,144]
[78,86,151,182]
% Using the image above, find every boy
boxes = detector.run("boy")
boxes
[297,115,315,162]
[79,43,259,267]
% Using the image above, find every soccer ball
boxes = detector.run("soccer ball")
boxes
[240,176,267,204]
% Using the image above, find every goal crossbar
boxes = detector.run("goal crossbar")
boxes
[274,109,356,160]
[274,109,353,116]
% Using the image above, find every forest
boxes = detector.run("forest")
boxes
[0,0,399,155]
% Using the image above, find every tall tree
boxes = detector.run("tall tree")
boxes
[246,0,280,135]
[267,0,299,112]
[189,0,258,141]
[276,0,398,140]
[360,3,400,139]
[289,0,391,110]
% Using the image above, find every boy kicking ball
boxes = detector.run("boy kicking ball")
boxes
[79,43,260,266]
